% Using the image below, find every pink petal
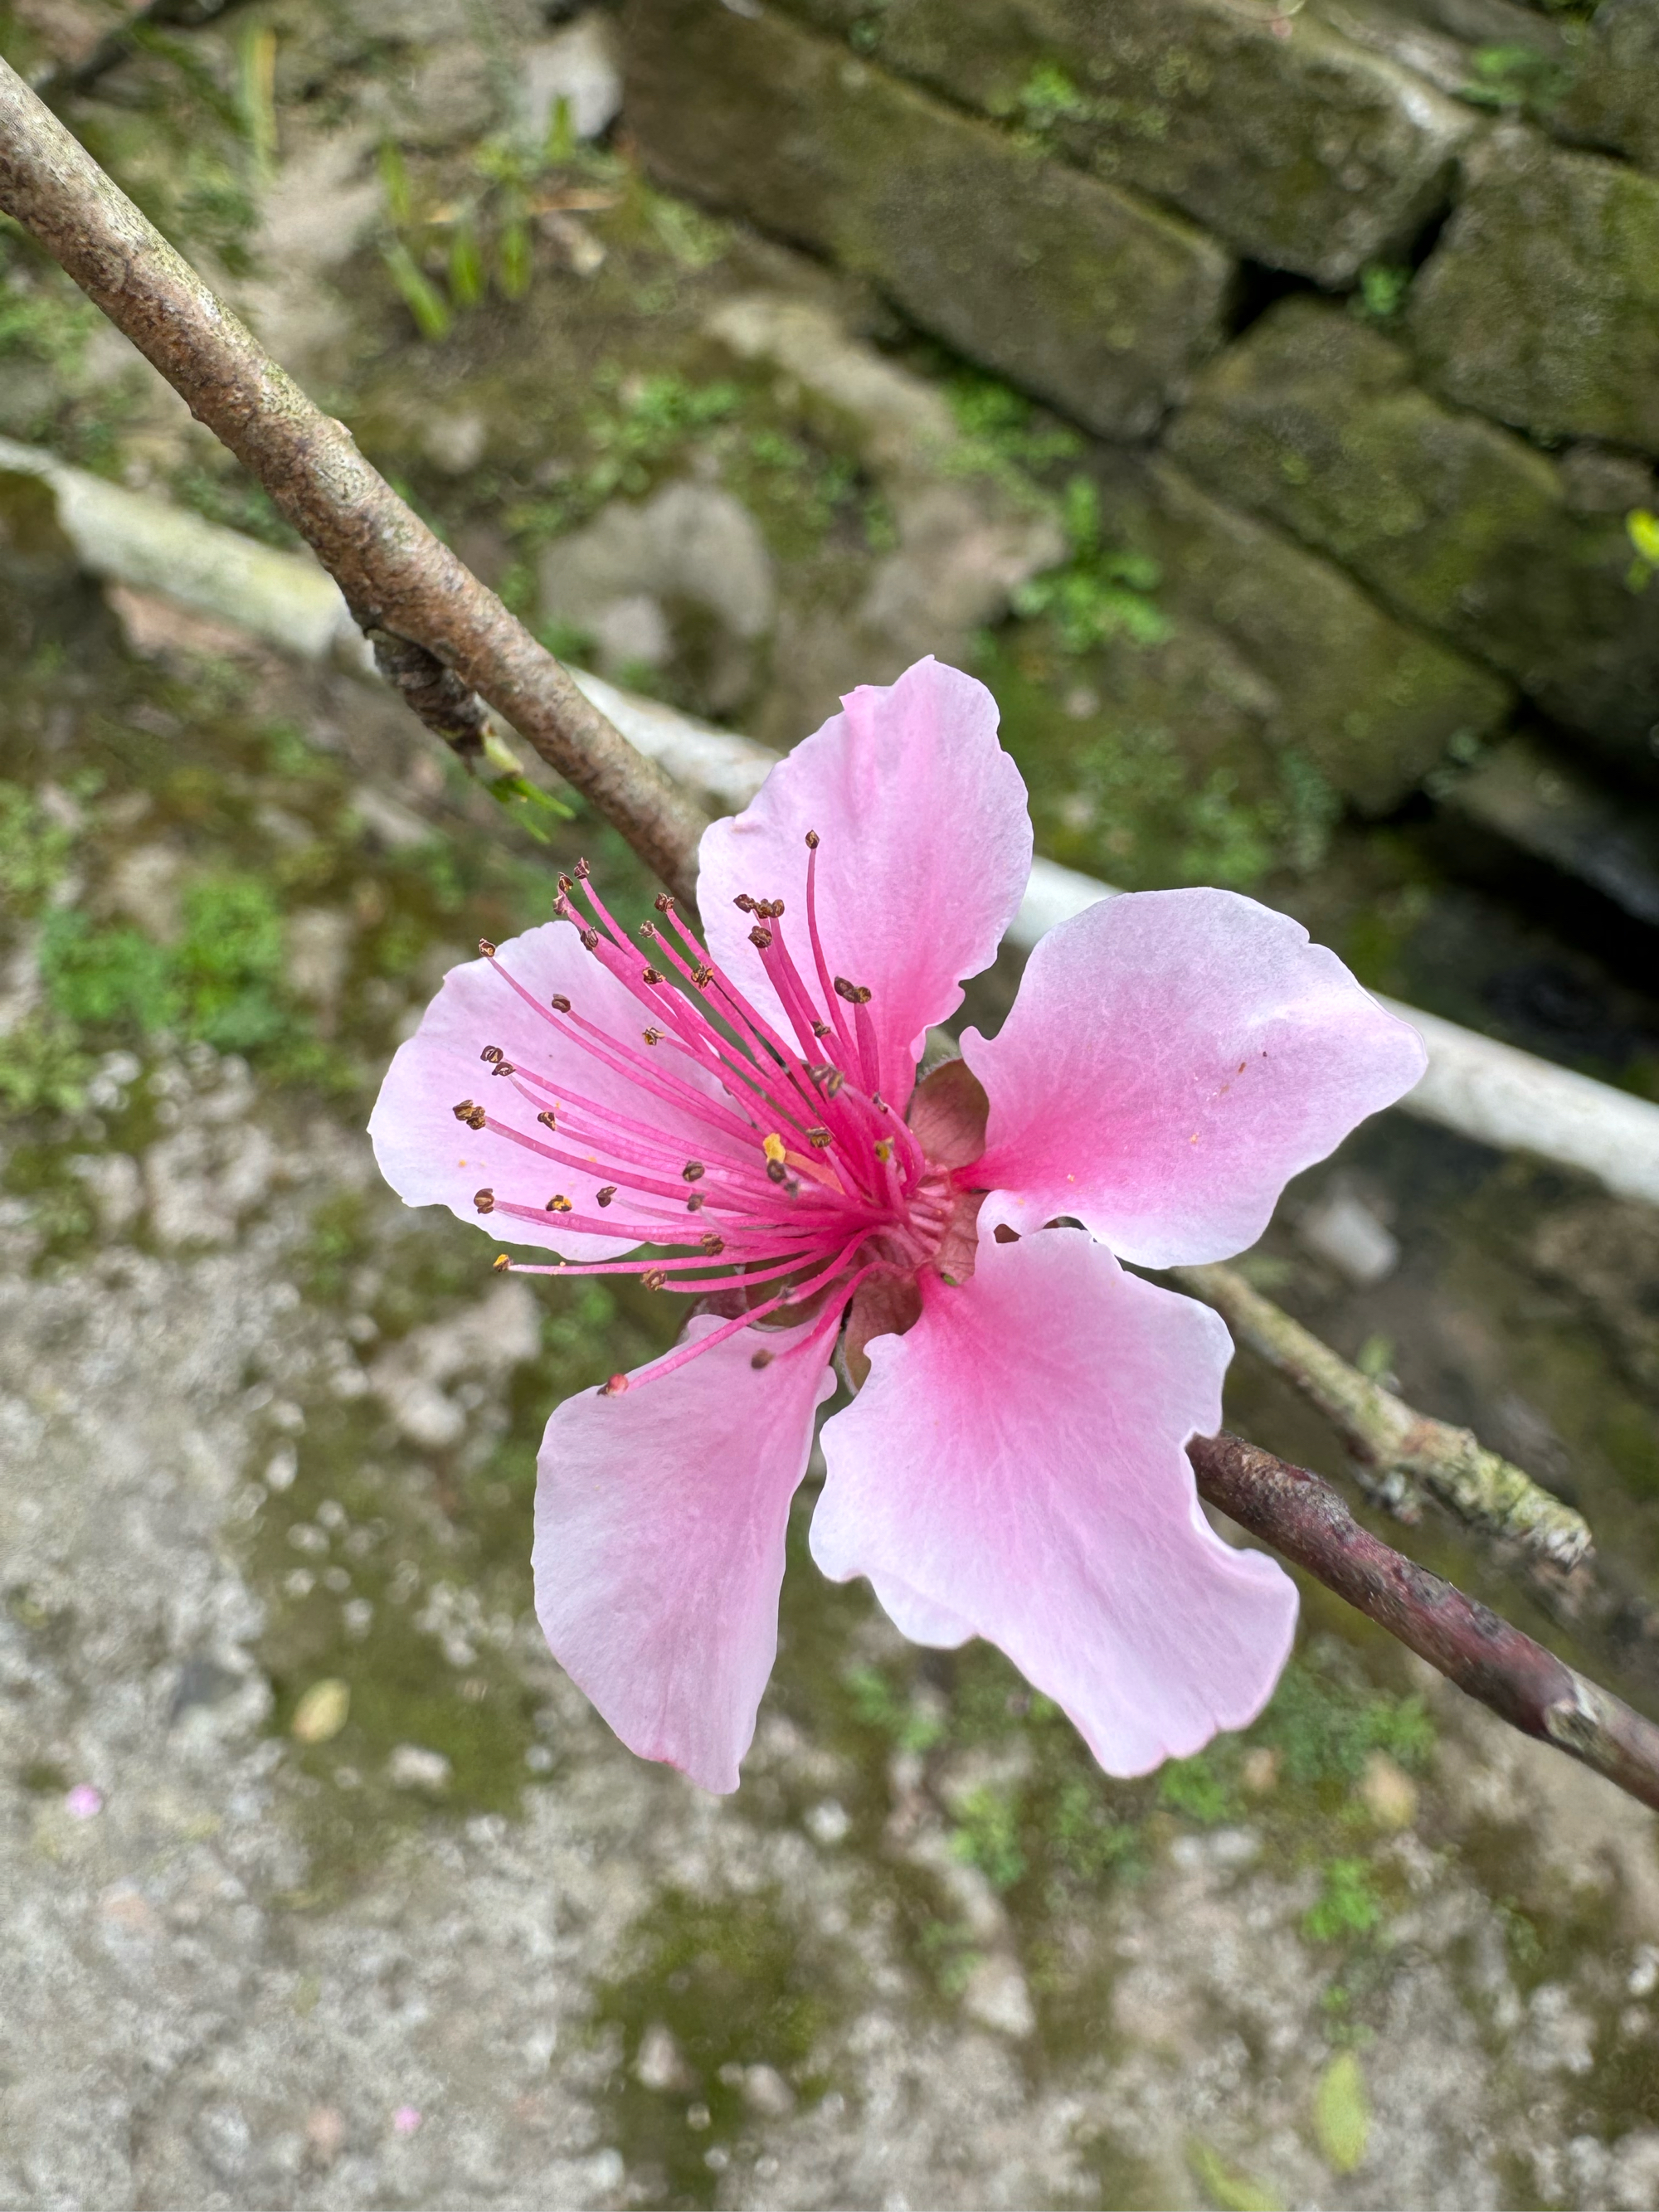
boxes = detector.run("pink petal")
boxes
[964,890,1427,1267]
[368,921,727,1261]
[697,659,1032,1105]
[533,1315,836,1793]
[811,1229,1297,1774]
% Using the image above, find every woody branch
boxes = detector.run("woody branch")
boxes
[3,55,1657,1813]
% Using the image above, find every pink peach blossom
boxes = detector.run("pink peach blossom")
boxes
[369,658,1426,1793]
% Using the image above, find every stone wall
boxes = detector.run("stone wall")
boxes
[620,0,1659,797]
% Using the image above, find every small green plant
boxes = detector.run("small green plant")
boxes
[948,1785,1028,1889]
[1303,1856,1384,1943]
[1457,41,1564,112]
[1052,1777,1144,1883]
[1353,263,1409,322]
[0,784,74,916]
[1018,61,1094,135]
[1626,508,1659,593]
[1257,1659,1434,1789]
[1011,476,1172,654]
[844,1664,946,1753]
[1157,1747,1238,1826]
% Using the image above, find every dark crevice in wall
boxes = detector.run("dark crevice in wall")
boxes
[1224,259,1318,340]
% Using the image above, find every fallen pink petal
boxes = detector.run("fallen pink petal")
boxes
[64,1784,103,1819]
[369,657,1427,1794]
[391,2106,423,2137]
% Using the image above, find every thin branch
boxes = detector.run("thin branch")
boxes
[1192,1432,1659,1814]
[1173,1261,1592,1566]
[5,52,1658,1818]
[0,56,710,907]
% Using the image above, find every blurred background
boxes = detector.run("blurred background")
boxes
[2,0,1659,2204]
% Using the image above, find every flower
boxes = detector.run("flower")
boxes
[369,658,1426,1793]
[64,1783,104,1819]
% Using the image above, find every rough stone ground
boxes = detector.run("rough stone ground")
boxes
[3,2,1659,2205]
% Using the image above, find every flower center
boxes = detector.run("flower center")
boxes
[453,835,966,1395]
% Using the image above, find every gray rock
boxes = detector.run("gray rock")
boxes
[1409,124,1659,459]
[775,0,1475,284]
[1552,0,1659,175]
[538,479,776,706]
[1166,298,1659,779]
[518,13,624,146]
[621,0,1232,440]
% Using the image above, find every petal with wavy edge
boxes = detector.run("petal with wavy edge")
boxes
[534,1314,837,1793]
[698,658,1032,1106]
[963,889,1427,1268]
[812,1230,1297,1776]
[369,921,737,1260]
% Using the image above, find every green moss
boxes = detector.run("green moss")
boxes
[591,1889,845,2208]
[1303,1857,1384,1944]
[948,1784,1028,1889]
[0,781,74,916]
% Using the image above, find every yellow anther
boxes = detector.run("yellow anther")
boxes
[762,1132,786,1164]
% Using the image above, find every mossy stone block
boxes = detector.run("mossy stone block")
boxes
[1112,460,1512,814]
[1408,125,1659,458]
[771,0,1474,284]
[1169,298,1659,778]
[620,0,1231,438]
[1552,0,1659,176]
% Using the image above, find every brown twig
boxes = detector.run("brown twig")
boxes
[5,56,1658,1818]
[0,56,710,907]
[1173,1261,1593,1565]
[1192,1433,1659,1813]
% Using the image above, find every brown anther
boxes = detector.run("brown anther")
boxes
[490,1059,516,1076]
[805,829,820,849]
[465,1106,486,1130]
[749,926,773,951]
[993,1223,1020,1244]
[601,1373,628,1398]
[478,937,497,958]
[641,967,663,986]
[550,994,571,1014]
[451,1098,476,1121]
[493,1253,511,1271]
[553,894,572,921]
[642,1028,663,1046]
[874,1138,893,1164]
[812,1021,831,1038]
[769,897,785,916]
[596,1186,617,1207]
[700,1233,725,1255]
[654,892,675,914]
[872,1091,888,1112]
[808,1126,832,1147]
[733,892,756,912]
[751,1348,775,1369]
[573,857,591,880]
[480,1045,504,1062]
[557,874,574,895]
[686,1193,705,1212]
[682,1161,705,1181]
[474,1189,494,1214]
[580,928,599,951]
[693,965,713,990]
[823,1069,845,1097]
[642,1267,668,1292]
[536,1108,557,1129]
[834,976,872,1004]
[639,921,657,940]
[766,1159,789,1184]
[546,1194,573,1212]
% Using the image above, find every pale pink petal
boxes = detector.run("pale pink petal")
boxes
[811,1229,1297,1775]
[533,1315,836,1793]
[369,921,730,1260]
[964,890,1427,1267]
[698,659,1032,1104]
[868,1575,974,1650]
